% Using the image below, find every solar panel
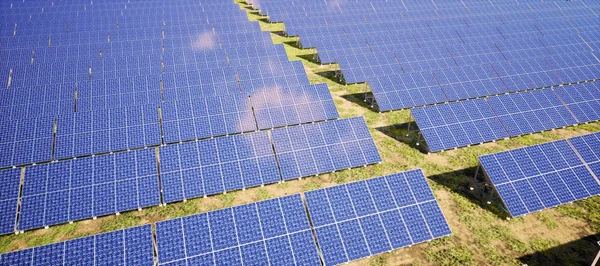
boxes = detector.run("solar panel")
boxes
[553,82,600,123]
[54,104,161,159]
[251,83,339,129]
[486,89,578,136]
[304,169,451,265]
[155,194,321,265]
[161,94,257,143]
[158,131,280,203]
[0,116,54,168]
[0,168,20,235]
[0,225,154,265]
[18,149,160,231]
[568,132,600,178]
[411,98,509,152]
[479,137,600,217]
[272,117,381,180]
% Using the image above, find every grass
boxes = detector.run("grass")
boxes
[0,2,599,266]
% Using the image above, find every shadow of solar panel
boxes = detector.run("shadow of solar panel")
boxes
[158,131,279,203]
[272,116,381,181]
[252,83,339,129]
[155,194,320,266]
[304,169,451,266]
[17,149,160,231]
[479,137,600,217]
[0,225,154,265]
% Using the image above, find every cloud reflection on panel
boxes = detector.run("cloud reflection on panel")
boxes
[250,82,339,129]
[190,31,217,51]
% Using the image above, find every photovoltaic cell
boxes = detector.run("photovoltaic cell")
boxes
[479,136,600,217]
[0,225,154,265]
[0,168,21,235]
[569,132,600,179]
[0,116,54,168]
[304,169,451,266]
[553,82,600,123]
[272,117,381,180]
[155,194,320,266]
[18,149,160,231]
[158,131,280,203]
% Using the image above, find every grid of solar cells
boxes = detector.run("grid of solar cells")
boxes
[0,83,75,121]
[553,82,600,123]
[0,169,20,235]
[272,117,381,180]
[159,131,280,203]
[569,132,600,179]
[155,194,321,265]
[304,169,452,266]
[487,89,578,137]
[479,138,600,217]
[251,83,339,129]
[0,116,54,168]
[18,149,160,231]
[250,0,600,112]
[161,94,257,144]
[75,76,163,112]
[0,225,154,265]
[411,98,509,152]
[54,105,161,159]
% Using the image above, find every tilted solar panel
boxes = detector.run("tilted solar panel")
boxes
[0,225,154,265]
[18,149,160,231]
[553,82,600,123]
[305,169,451,265]
[158,131,280,203]
[479,137,600,217]
[569,132,600,178]
[155,194,320,265]
[271,117,381,180]
[0,168,21,235]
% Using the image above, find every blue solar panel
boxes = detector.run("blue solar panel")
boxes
[479,136,600,217]
[487,89,578,136]
[161,94,257,143]
[569,132,600,179]
[0,168,21,235]
[155,194,320,265]
[18,149,159,231]
[0,116,54,168]
[0,225,154,265]
[411,98,509,152]
[272,117,381,180]
[159,131,280,203]
[304,169,451,265]
[54,105,161,159]
[553,82,600,123]
[251,83,339,129]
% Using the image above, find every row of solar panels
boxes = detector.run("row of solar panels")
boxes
[411,81,600,152]
[368,52,600,111]
[0,116,381,235]
[255,0,585,22]
[479,131,600,217]
[0,81,337,168]
[0,169,451,266]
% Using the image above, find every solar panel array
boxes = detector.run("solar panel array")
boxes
[155,194,321,266]
[0,0,340,169]
[0,225,154,265]
[0,116,380,235]
[304,169,451,265]
[479,132,600,217]
[1,169,450,266]
[249,0,600,111]
[411,81,600,152]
